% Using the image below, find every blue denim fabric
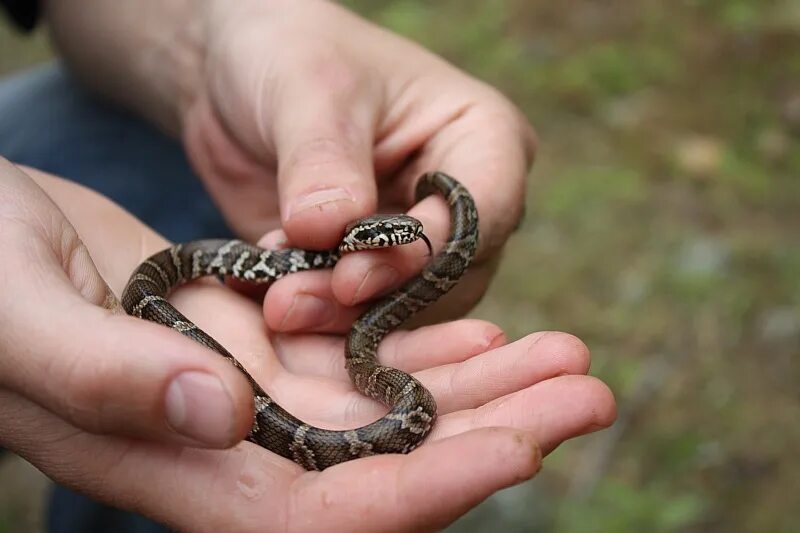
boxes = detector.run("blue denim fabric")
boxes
[0,63,232,533]
[0,63,230,242]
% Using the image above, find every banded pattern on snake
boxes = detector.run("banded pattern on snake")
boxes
[121,172,478,470]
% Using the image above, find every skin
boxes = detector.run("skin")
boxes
[0,1,616,530]
[0,160,615,531]
[45,0,536,328]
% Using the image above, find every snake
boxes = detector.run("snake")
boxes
[121,171,478,470]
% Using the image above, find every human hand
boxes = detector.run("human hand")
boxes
[180,0,535,329]
[0,160,614,531]
[48,0,526,329]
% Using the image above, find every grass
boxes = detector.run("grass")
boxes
[2,1,799,531]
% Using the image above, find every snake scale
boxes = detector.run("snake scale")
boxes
[122,172,478,470]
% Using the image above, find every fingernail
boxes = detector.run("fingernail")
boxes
[279,294,335,331]
[165,371,236,446]
[258,229,288,250]
[352,264,399,304]
[485,330,507,351]
[287,187,354,219]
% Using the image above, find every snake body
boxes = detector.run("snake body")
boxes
[122,172,478,470]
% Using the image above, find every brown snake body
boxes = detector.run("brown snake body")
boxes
[122,172,478,470]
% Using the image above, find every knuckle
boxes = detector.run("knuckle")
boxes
[297,46,366,101]
[483,92,538,167]
[288,135,353,171]
[58,352,115,433]
[312,59,360,96]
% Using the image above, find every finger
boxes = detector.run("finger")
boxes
[271,61,381,250]
[268,331,590,427]
[265,257,497,335]
[432,375,617,455]
[266,244,495,330]
[1,306,255,449]
[223,228,293,302]
[272,319,506,379]
[332,245,494,308]
[331,96,534,305]
[403,96,534,260]
[3,388,539,532]
[263,270,366,333]
[293,427,541,532]
[245,322,506,429]
[183,97,281,241]
[0,389,299,532]
[0,236,254,448]
[257,228,290,250]
[417,332,591,413]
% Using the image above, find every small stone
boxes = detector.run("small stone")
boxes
[674,135,725,179]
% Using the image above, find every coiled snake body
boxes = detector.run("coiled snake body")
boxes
[122,172,478,470]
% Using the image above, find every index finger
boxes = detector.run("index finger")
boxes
[403,94,535,260]
[330,94,535,306]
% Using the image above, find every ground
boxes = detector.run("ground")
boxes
[2,1,799,531]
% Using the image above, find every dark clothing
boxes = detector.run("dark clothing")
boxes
[0,0,38,31]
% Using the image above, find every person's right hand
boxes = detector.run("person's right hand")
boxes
[0,159,615,531]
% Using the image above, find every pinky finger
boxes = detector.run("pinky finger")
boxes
[292,427,542,531]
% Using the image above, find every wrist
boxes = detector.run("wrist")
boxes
[45,0,209,136]
[140,3,208,136]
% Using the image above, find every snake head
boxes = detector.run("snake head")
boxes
[339,214,432,255]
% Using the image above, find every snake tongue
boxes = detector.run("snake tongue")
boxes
[419,232,433,257]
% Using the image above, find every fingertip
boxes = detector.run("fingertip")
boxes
[205,358,259,445]
[308,428,543,532]
[28,310,257,449]
[163,365,255,449]
[405,198,450,250]
[282,199,354,249]
[330,251,402,306]
[583,377,617,430]
[531,375,617,454]
[256,229,289,250]
[397,428,541,529]
[263,272,358,333]
[119,315,257,448]
[458,319,507,353]
[380,319,507,372]
[411,427,542,484]
[281,182,377,250]
[453,427,542,483]
[524,331,592,376]
[498,428,543,482]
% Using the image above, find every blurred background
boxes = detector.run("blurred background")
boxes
[2,0,798,531]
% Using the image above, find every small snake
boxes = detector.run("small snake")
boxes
[122,172,478,470]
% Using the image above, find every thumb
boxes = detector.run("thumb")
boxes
[271,65,380,249]
[0,164,254,448]
[0,238,255,449]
